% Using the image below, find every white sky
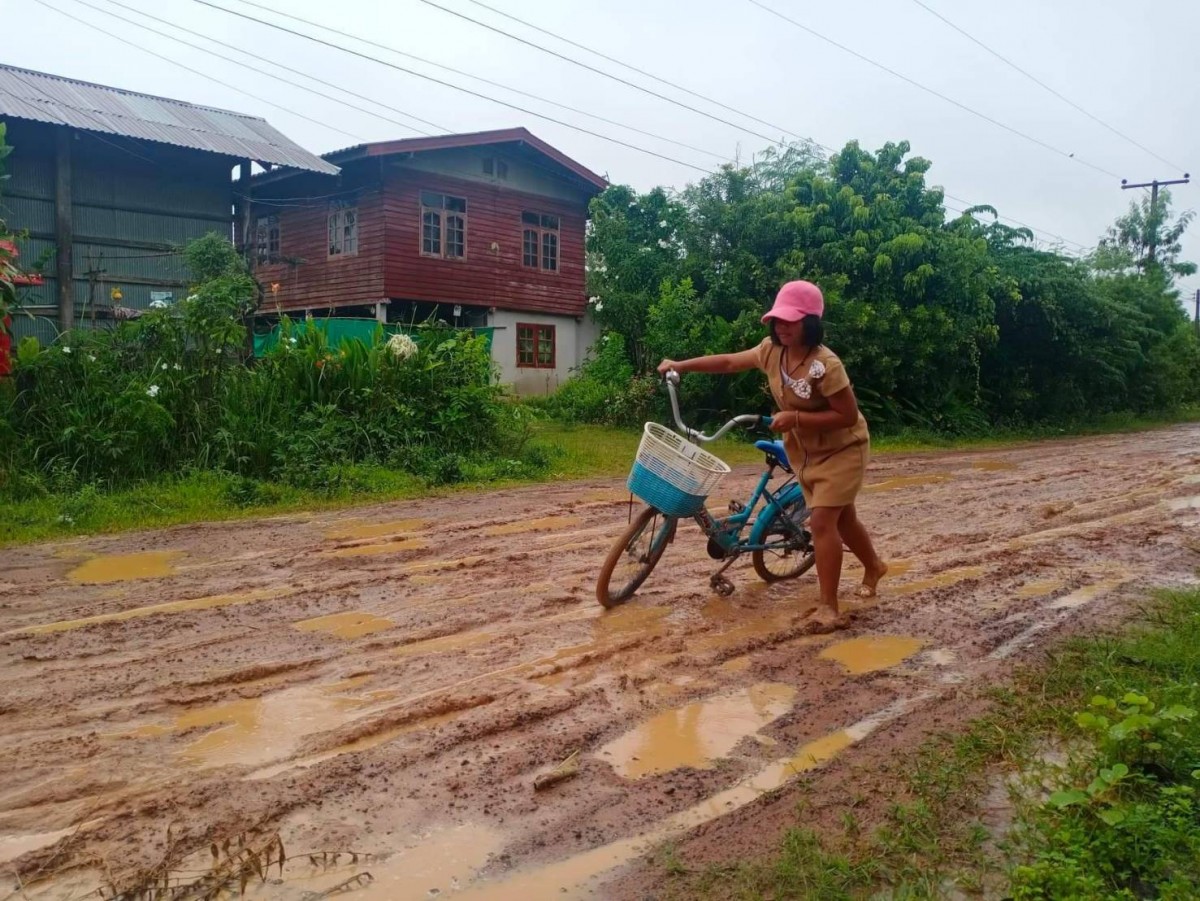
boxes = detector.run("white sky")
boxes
[11,0,1200,314]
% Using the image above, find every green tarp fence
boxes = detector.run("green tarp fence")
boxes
[252,318,494,358]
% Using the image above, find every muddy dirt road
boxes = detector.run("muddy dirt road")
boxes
[1,427,1198,899]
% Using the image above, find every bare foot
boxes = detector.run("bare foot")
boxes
[857,560,889,598]
[798,604,853,635]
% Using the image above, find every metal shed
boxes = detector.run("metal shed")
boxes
[0,64,337,339]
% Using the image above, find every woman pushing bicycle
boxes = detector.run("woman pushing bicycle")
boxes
[657,280,887,632]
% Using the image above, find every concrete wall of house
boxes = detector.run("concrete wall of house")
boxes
[3,119,232,343]
[488,308,599,396]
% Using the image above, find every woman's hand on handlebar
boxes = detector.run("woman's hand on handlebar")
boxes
[657,359,679,376]
[769,411,798,432]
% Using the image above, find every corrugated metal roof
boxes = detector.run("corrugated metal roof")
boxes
[0,64,338,175]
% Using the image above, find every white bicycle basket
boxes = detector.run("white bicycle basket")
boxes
[626,422,731,516]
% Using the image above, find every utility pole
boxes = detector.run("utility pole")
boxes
[1120,174,1190,264]
[1194,288,1199,338]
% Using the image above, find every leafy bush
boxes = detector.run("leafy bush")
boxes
[1011,691,1200,899]
[0,234,524,495]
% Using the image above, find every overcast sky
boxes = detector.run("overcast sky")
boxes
[11,0,1200,313]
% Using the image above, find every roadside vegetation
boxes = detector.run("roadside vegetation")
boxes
[669,586,1200,900]
[1,128,1196,546]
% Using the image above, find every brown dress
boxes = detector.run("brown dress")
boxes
[755,338,871,508]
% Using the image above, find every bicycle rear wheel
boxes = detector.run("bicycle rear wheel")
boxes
[596,506,677,609]
[752,503,815,583]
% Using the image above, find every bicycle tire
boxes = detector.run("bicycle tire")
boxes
[752,503,815,583]
[596,506,677,609]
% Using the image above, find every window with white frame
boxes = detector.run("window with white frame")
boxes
[327,202,358,257]
[420,191,467,259]
[521,211,559,272]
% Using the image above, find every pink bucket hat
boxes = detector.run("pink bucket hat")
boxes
[761,280,824,323]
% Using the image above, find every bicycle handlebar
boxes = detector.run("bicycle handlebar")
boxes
[663,370,769,444]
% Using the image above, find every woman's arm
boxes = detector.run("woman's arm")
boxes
[770,386,860,433]
[657,347,761,376]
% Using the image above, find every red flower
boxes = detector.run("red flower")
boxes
[0,240,17,258]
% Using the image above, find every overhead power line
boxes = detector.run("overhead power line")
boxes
[745,0,1121,181]
[30,0,1092,253]
[203,0,730,164]
[211,0,1089,248]
[77,0,444,136]
[908,0,1186,173]
[414,0,788,149]
[195,0,715,174]
[942,192,1086,248]
[460,0,808,144]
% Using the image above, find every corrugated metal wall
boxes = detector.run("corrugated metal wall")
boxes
[1,119,234,343]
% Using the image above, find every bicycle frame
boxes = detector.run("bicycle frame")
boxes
[661,371,809,558]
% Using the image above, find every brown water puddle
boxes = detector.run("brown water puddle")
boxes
[398,555,489,576]
[0,822,99,865]
[971,459,1018,472]
[294,612,397,640]
[1007,507,1157,550]
[324,519,427,541]
[1017,578,1070,599]
[150,680,373,770]
[67,550,182,585]
[865,474,951,493]
[393,630,496,658]
[893,565,987,596]
[598,683,797,779]
[323,538,428,559]
[322,823,501,899]
[455,698,917,899]
[484,515,582,537]
[10,587,294,636]
[819,636,925,675]
[579,489,632,504]
[594,603,670,638]
[1048,576,1129,610]
[249,704,480,781]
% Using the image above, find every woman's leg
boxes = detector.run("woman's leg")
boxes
[808,505,844,614]
[838,504,887,596]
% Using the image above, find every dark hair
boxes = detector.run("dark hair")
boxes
[768,314,824,348]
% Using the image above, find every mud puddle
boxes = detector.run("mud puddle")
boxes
[598,683,797,778]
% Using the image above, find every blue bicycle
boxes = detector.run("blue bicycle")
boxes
[596,371,815,608]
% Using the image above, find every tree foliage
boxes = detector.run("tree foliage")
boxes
[572,140,1199,432]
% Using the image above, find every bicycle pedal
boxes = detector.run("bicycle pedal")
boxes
[710,575,736,596]
[728,500,745,514]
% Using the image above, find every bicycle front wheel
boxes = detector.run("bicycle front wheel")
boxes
[596,506,677,609]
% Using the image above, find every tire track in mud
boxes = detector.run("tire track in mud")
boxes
[0,427,1198,897]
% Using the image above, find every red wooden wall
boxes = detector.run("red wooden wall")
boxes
[252,169,386,314]
[251,161,590,317]
[382,169,588,316]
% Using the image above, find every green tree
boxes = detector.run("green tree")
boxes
[1095,188,1197,280]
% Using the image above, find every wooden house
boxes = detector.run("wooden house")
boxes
[248,128,607,395]
[0,63,336,343]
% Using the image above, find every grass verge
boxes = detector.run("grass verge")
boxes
[1,410,1195,547]
[668,586,1200,900]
